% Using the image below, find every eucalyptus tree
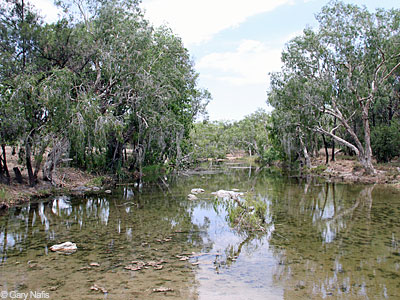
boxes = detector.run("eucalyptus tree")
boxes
[236,109,271,159]
[190,120,235,161]
[130,26,209,170]
[190,110,274,163]
[56,0,209,175]
[0,0,209,186]
[0,0,51,186]
[0,0,85,185]
[268,1,400,173]
[268,70,326,169]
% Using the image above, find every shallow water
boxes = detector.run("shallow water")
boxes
[1,163,399,299]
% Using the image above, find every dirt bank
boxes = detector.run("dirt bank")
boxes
[0,167,105,208]
[310,155,400,187]
[0,146,110,209]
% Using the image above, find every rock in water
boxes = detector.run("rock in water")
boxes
[212,190,244,200]
[187,194,198,200]
[50,242,77,254]
[191,188,205,194]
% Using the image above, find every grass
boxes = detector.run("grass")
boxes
[0,187,9,201]
[341,155,358,160]
[352,162,363,172]
[142,164,169,182]
[85,176,106,187]
[310,165,328,174]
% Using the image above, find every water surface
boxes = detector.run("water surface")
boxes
[1,163,399,299]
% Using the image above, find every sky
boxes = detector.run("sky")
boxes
[31,0,399,121]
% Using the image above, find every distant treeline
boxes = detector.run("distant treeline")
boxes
[190,109,280,164]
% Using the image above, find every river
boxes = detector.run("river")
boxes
[1,162,399,299]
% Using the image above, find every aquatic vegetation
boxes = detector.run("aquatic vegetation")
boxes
[214,191,268,232]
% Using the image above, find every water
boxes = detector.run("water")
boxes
[1,163,399,299]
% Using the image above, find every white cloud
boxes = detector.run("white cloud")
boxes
[29,0,61,23]
[196,39,282,86]
[141,0,294,45]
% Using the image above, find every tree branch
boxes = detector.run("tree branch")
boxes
[315,127,359,156]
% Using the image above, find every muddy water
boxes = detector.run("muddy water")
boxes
[1,163,400,299]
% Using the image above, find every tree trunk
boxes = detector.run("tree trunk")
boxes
[13,167,23,184]
[321,134,329,165]
[43,138,70,184]
[107,135,123,172]
[320,99,375,174]
[298,128,311,169]
[33,143,47,182]
[361,107,376,174]
[175,131,183,169]
[25,139,36,187]
[0,153,5,184]
[331,117,336,161]
[0,144,10,184]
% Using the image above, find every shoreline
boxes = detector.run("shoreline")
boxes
[1,157,400,210]
[0,167,114,209]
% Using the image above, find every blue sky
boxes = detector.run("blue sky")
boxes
[32,0,400,121]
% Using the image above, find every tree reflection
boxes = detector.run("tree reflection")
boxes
[267,183,399,299]
[217,175,399,298]
[1,168,399,299]
[0,186,211,299]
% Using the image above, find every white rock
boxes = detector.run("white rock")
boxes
[50,242,77,254]
[191,188,205,194]
[212,190,243,200]
[187,194,198,200]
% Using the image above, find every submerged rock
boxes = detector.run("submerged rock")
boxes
[90,262,100,267]
[153,287,173,293]
[187,194,198,200]
[91,284,107,294]
[50,242,77,254]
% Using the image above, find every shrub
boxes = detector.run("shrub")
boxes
[372,122,400,163]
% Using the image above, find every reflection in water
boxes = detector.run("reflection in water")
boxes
[0,165,399,299]
[269,183,400,299]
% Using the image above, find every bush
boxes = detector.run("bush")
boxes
[258,147,283,165]
[372,122,400,163]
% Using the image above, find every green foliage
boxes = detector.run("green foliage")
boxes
[190,120,234,160]
[142,164,169,182]
[85,176,106,187]
[190,109,275,164]
[267,1,400,171]
[372,122,400,163]
[214,194,268,233]
[0,0,210,183]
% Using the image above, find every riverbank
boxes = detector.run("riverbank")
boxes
[0,145,119,209]
[0,167,111,209]
[309,155,400,188]
[1,152,400,209]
